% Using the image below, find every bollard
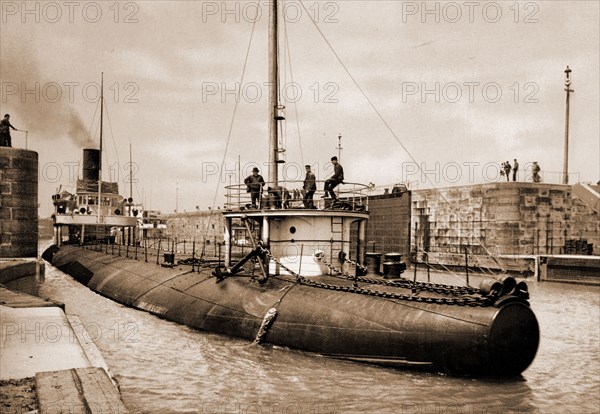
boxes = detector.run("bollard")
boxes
[479,279,502,296]
[498,276,517,296]
[365,252,381,275]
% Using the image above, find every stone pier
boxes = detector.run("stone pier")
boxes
[410,182,599,273]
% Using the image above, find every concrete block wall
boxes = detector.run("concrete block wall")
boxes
[411,182,600,272]
[0,148,38,258]
[159,183,597,273]
[163,211,223,242]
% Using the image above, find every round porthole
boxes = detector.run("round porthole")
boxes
[290,226,296,234]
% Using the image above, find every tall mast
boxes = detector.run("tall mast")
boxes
[562,66,573,185]
[129,142,133,200]
[98,72,104,224]
[268,0,279,186]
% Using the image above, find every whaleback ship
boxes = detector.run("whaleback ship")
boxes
[43,0,539,377]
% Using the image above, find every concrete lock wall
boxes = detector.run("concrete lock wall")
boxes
[411,182,600,272]
[161,182,598,274]
[164,211,223,241]
[162,211,224,256]
[0,148,39,258]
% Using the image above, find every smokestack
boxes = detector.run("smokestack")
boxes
[82,149,100,181]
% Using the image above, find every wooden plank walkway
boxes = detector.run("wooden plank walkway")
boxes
[36,368,129,414]
[0,286,63,309]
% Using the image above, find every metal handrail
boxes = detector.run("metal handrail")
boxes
[224,180,371,211]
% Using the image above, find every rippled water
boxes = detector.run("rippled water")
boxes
[39,264,599,414]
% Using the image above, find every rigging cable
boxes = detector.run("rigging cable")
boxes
[282,2,305,168]
[204,2,260,236]
[103,98,122,179]
[298,0,506,273]
[298,0,420,176]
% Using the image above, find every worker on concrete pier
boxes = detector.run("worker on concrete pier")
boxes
[0,114,18,147]
[513,159,519,181]
[502,161,511,182]
[532,162,541,182]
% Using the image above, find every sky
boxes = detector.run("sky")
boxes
[1,0,599,217]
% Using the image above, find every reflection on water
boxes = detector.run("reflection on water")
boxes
[39,264,599,414]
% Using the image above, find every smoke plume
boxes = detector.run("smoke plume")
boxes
[1,42,96,148]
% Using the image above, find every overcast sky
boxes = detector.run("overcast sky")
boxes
[2,0,599,217]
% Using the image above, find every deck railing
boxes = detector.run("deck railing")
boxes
[224,180,372,211]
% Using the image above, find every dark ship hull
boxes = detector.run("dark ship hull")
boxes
[43,244,539,377]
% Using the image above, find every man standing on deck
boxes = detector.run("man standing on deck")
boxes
[244,167,265,207]
[323,156,344,200]
[512,159,519,181]
[303,164,317,208]
[0,114,18,147]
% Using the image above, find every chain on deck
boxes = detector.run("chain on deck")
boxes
[260,247,498,307]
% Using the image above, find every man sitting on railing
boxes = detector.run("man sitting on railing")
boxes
[323,156,344,200]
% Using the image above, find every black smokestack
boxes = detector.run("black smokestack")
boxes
[82,149,100,181]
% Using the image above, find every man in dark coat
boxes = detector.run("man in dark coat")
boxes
[323,156,344,200]
[0,114,18,147]
[503,161,511,182]
[303,164,317,208]
[532,162,541,183]
[244,167,265,207]
[512,159,519,181]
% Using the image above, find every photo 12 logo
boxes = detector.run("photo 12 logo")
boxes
[2,81,140,104]
[401,81,539,104]
[1,1,140,24]
[1,321,139,344]
[200,161,335,185]
[400,1,540,24]
[401,402,538,414]
[399,161,537,185]
[201,1,340,24]
[199,400,339,414]
[201,81,339,104]
[41,161,140,185]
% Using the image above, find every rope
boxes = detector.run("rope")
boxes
[298,0,420,171]
[297,0,508,273]
[473,241,509,273]
[204,3,260,236]
[464,246,498,276]
[283,10,304,167]
[414,247,467,285]
[103,99,120,171]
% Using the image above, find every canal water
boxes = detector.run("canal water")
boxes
[39,263,599,414]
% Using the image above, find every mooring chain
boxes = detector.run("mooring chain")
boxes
[259,249,493,307]
[297,272,492,307]
[317,254,481,296]
[358,276,480,296]
[318,256,344,275]
[343,257,369,274]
